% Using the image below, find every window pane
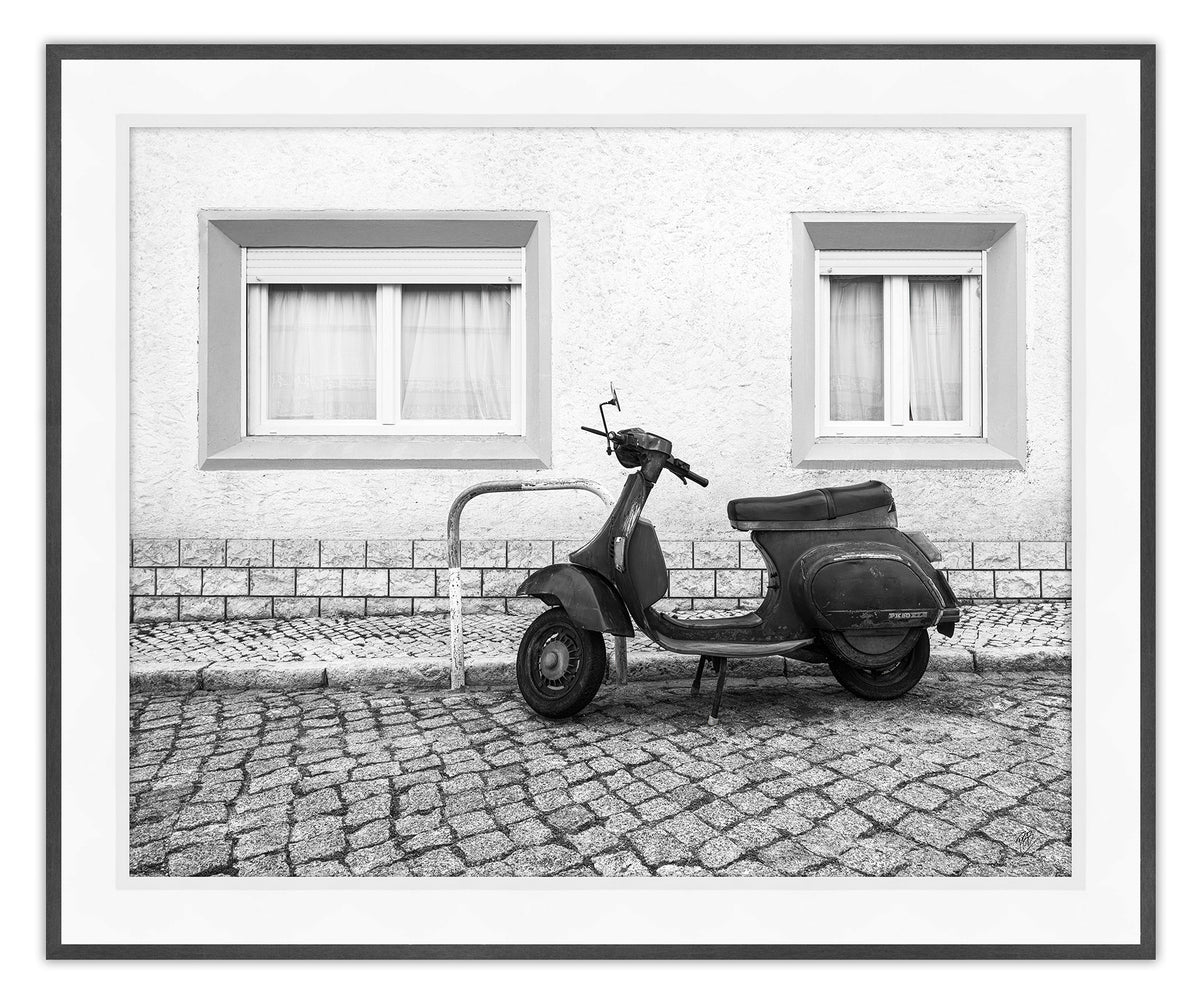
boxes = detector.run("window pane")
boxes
[400,285,512,420]
[267,285,377,420]
[829,277,884,421]
[908,277,963,422]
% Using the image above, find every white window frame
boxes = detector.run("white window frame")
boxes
[815,250,984,439]
[244,248,526,437]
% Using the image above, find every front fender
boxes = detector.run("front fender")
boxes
[517,564,634,637]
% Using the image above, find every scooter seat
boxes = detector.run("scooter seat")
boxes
[727,481,894,525]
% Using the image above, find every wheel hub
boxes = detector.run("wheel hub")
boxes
[539,639,571,682]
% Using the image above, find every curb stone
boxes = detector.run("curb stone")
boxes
[974,646,1071,674]
[129,661,205,692]
[130,646,1069,693]
[326,659,448,689]
[202,661,328,690]
[930,649,977,673]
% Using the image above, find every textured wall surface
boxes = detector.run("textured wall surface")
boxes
[129,127,1071,542]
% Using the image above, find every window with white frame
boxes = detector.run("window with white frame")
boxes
[244,248,525,436]
[816,250,983,438]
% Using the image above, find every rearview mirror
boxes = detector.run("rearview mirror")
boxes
[598,384,622,453]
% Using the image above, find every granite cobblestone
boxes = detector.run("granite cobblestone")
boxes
[129,670,1071,878]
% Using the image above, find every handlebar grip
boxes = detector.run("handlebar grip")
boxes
[580,425,608,437]
[668,457,709,487]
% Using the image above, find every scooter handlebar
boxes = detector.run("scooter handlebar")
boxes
[581,425,708,486]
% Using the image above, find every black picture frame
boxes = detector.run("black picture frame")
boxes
[45,42,1156,961]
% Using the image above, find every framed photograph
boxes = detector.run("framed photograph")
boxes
[47,43,1155,959]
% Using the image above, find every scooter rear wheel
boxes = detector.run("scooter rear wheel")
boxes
[516,608,607,719]
[828,630,930,701]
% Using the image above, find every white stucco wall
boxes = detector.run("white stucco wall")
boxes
[129,127,1070,542]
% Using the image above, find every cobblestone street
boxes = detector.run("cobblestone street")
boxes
[130,669,1071,878]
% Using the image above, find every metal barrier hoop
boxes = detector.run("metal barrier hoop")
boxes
[446,479,627,690]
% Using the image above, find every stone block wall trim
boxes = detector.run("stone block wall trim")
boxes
[320,539,367,568]
[180,538,226,566]
[228,597,273,619]
[225,539,273,567]
[274,539,320,567]
[1041,571,1071,599]
[130,568,155,595]
[367,540,414,568]
[129,537,1072,621]
[1019,541,1067,569]
[972,542,1019,570]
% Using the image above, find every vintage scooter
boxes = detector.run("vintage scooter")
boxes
[515,389,960,722]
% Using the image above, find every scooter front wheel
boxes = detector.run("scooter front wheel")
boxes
[516,608,607,719]
[828,630,930,701]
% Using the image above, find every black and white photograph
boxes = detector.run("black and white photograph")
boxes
[128,127,1072,882]
[42,40,1157,960]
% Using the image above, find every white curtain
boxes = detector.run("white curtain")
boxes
[400,285,511,420]
[268,285,376,420]
[909,278,963,422]
[829,277,884,421]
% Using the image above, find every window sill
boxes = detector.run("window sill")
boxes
[200,435,550,471]
[796,437,1024,470]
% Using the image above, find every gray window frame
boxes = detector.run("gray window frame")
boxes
[198,211,552,470]
[792,213,1027,470]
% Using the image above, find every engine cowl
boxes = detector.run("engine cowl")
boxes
[794,541,947,634]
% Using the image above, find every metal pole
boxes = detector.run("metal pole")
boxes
[446,479,618,690]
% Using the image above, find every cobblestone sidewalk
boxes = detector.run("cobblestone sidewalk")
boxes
[130,670,1071,879]
[130,602,1071,691]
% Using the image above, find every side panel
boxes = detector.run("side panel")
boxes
[517,564,634,637]
[795,541,948,632]
[755,527,957,615]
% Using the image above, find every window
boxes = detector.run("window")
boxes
[816,251,983,438]
[791,214,1025,470]
[198,213,551,470]
[244,248,525,436]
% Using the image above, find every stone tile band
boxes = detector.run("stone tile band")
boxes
[131,537,1073,622]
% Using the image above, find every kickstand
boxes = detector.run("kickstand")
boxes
[691,655,709,695]
[708,656,729,726]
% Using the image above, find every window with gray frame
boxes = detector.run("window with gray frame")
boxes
[792,214,1026,469]
[199,212,552,470]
